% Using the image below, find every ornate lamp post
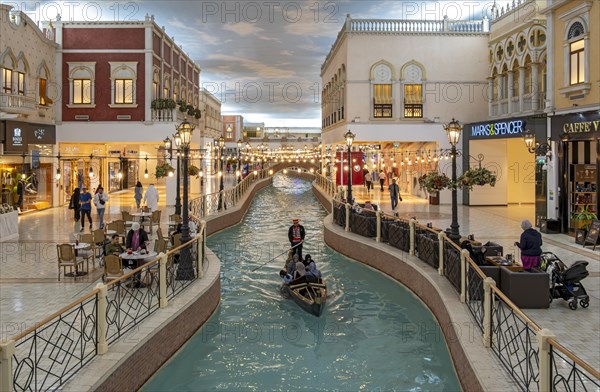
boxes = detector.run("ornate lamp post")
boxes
[164,133,182,215]
[176,119,195,280]
[444,118,463,244]
[344,130,355,203]
[523,129,552,158]
[217,136,225,210]
[237,138,243,183]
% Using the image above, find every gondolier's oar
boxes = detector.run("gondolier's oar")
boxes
[251,234,319,272]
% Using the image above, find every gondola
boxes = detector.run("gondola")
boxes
[281,276,327,316]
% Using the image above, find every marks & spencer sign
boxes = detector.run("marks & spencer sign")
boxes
[469,119,526,138]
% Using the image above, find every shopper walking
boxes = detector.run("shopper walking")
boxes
[93,186,109,229]
[79,186,93,231]
[379,169,386,191]
[144,184,160,212]
[134,181,143,208]
[364,171,372,192]
[69,188,81,222]
[388,179,400,210]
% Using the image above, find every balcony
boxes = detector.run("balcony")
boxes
[0,93,36,115]
[151,109,200,126]
[490,92,546,118]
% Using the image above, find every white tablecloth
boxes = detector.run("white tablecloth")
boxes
[0,211,19,242]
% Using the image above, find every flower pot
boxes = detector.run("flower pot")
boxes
[429,192,439,205]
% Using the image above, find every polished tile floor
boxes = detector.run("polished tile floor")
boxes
[1,175,598,369]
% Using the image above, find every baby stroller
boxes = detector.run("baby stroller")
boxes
[541,252,590,310]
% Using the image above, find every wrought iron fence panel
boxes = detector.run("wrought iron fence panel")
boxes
[12,295,98,392]
[204,193,220,215]
[189,197,204,218]
[105,264,160,344]
[223,189,234,210]
[491,294,540,391]
[415,229,439,269]
[388,223,410,252]
[443,242,461,292]
[550,342,600,392]
[166,243,198,300]
[465,265,485,333]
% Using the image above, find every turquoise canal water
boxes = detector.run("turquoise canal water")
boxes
[142,175,461,391]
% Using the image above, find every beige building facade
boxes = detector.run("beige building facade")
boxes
[321,15,490,201]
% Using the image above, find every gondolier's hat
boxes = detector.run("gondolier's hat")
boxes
[292,219,300,223]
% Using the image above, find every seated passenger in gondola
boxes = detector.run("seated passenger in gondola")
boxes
[281,253,301,284]
[304,254,321,280]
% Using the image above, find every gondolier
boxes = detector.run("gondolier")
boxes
[288,218,306,259]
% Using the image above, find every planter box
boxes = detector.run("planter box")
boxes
[349,212,376,238]
[388,223,410,252]
[416,232,439,268]
[428,193,439,205]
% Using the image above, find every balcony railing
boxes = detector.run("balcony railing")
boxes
[151,109,200,126]
[349,18,486,34]
[490,92,546,117]
[0,93,36,112]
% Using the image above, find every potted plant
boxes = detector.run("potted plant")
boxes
[458,167,497,191]
[194,108,202,119]
[418,171,451,194]
[178,100,188,113]
[418,171,451,205]
[165,98,177,110]
[151,98,164,110]
[155,163,175,179]
[573,206,597,233]
[187,105,195,116]
[188,165,200,178]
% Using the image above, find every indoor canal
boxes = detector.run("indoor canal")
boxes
[142,174,461,391]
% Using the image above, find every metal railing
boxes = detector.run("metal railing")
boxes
[331,199,600,391]
[1,223,208,392]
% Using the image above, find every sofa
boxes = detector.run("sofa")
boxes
[499,267,549,309]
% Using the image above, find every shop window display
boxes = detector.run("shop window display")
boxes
[0,163,52,213]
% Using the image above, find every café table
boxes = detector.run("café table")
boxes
[119,250,159,287]
[131,212,153,222]
[119,250,159,269]
[65,243,90,277]
[486,256,523,272]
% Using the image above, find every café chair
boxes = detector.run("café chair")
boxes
[103,254,125,284]
[92,229,106,262]
[78,234,95,272]
[57,244,84,281]
[154,238,167,254]
[107,220,126,244]
[168,213,181,235]
[143,210,161,235]
[122,211,135,230]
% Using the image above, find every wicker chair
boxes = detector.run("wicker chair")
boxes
[107,220,126,244]
[154,238,167,254]
[92,229,106,261]
[103,254,124,284]
[168,213,181,235]
[78,234,95,272]
[57,244,84,281]
[143,210,161,235]
[122,211,135,230]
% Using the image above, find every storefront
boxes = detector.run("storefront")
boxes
[1,121,57,213]
[463,116,547,224]
[550,111,599,234]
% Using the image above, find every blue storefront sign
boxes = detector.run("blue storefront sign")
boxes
[469,118,527,138]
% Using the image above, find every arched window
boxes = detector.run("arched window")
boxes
[15,55,28,96]
[401,61,425,118]
[0,48,16,94]
[370,62,394,118]
[109,62,137,106]
[68,62,96,106]
[565,20,587,87]
[37,62,52,106]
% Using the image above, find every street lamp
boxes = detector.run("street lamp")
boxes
[444,118,463,244]
[164,135,181,215]
[217,136,225,210]
[176,119,195,280]
[237,138,243,183]
[523,129,552,159]
[344,130,355,203]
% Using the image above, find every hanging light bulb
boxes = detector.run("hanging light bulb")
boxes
[89,166,94,178]
[117,171,123,179]
[55,168,61,180]
[144,168,149,179]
